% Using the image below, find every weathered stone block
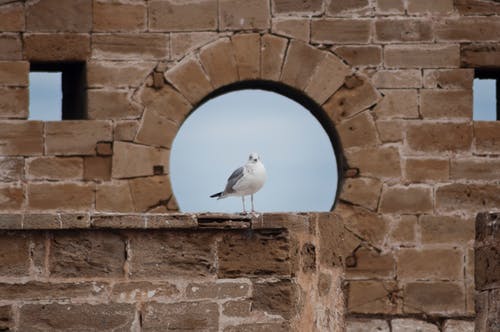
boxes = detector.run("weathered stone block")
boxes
[476,245,500,291]
[0,3,24,32]
[87,89,142,120]
[93,1,146,32]
[186,281,250,300]
[375,19,433,42]
[222,300,252,317]
[232,33,260,80]
[220,0,270,30]
[19,303,135,331]
[0,61,29,86]
[0,157,23,182]
[451,157,500,180]
[165,57,213,104]
[26,157,83,180]
[0,281,107,301]
[340,177,382,211]
[171,31,218,60]
[272,0,323,14]
[388,215,417,244]
[0,88,28,119]
[112,142,169,179]
[474,122,500,154]
[134,109,178,148]
[333,45,382,67]
[219,230,290,277]
[420,89,472,119]
[45,120,112,155]
[372,69,422,88]
[0,121,43,155]
[397,248,463,280]
[272,18,310,42]
[199,38,238,89]
[423,69,473,89]
[436,17,500,41]
[253,280,297,319]
[346,280,399,314]
[318,213,348,266]
[128,176,173,212]
[346,247,395,278]
[374,89,418,119]
[281,40,326,90]
[407,0,453,14]
[375,0,404,14]
[114,120,138,142]
[83,156,111,181]
[376,120,405,143]
[420,215,474,244]
[404,282,465,314]
[261,34,288,81]
[96,182,134,213]
[443,320,475,332]
[0,34,22,60]
[406,122,472,152]
[461,43,500,67]
[149,0,217,32]
[456,0,500,15]
[405,158,449,182]
[337,111,379,148]
[87,61,154,88]
[327,0,371,16]
[392,318,439,332]
[311,19,371,44]
[128,231,216,278]
[436,184,500,212]
[28,183,94,211]
[380,185,433,214]
[0,233,30,276]
[347,319,390,332]
[92,33,169,60]
[111,281,179,302]
[26,0,91,32]
[50,231,125,277]
[24,33,90,61]
[224,323,290,332]
[142,301,218,332]
[344,146,401,178]
[384,44,460,68]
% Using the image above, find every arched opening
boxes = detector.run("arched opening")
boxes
[170,82,344,213]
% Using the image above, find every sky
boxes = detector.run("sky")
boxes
[29,74,497,212]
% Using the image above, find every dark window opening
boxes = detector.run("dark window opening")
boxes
[29,62,86,120]
[474,69,499,121]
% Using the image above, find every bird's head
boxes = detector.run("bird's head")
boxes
[248,152,260,163]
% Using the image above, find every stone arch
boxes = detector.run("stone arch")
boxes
[112,33,384,213]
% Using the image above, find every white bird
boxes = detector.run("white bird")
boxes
[210,152,267,213]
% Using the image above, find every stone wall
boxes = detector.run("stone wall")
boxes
[0,0,499,330]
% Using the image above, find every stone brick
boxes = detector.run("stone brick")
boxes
[50,231,124,277]
[143,301,218,332]
[0,88,28,118]
[87,61,153,88]
[27,157,83,180]
[0,281,107,301]
[186,281,250,299]
[112,142,169,179]
[311,19,371,44]
[474,121,500,154]
[218,230,290,277]
[128,176,173,212]
[23,213,60,230]
[423,69,473,89]
[46,120,112,155]
[166,57,213,104]
[376,120,405,143]
[421,89,472,119]
[91,215,144,229]
[404,282,465,314]
[380,185,433,214]
[397,248,463,280]
[26,0,91,32]
[140,85,191,125]
[171,32,218,60]
[261,34,288,81]
[405,158,449,182]
[111,281,179,302]
[0,34,21,60]
[280,40,325,91]
[374,89,418,119]
[344,146,401,178]
[93,1,146,32]
[375,19,433,42]
[406,122,472,152]
[28,183,94,211]
[134,109,178,148]
[232,34,260,80]
[346,280,399,314]
[455,0,500,15]
[0,121,43,155]
[114,120,138,141]
[451,157,500,180]
[327,0,371,16]
[333,45,382,67]
[316,213,349,267]
[220,0,270,31]
[253,280,297,319]
[92,33,169,60]
[272,0,322,14]
[475,245,500,291]
[388,215,417,244]
[0,305,12,330]
[223,300,252,317]
[60,214,90,229]
[83,156,111,181]
[340,177,382,211]
[305,53,351,105]
[443,320,474,332]
[392,318,439,332]
[375,0,404,14]
[0,233,29,276]
[272,18,309,42]
[347,319,390,332]
[129,231,216,278]
[407,0,453,14]
[436,18,500,41]
[19,303,135,331]
[224,323,290,332]
[24,33,90,61]
[337,112,379,148]
[346,247,395,278]
[437,183,500,213]
[0,3,24,32]
[372,69,422,88]
[149,0,217,32]
[420,215,474,244]
[384,44,460,68]
[461,44,500,68]
[0,61,29,86]
[0,157,23,182]
[96,182,134,212]
[199,38,238,89]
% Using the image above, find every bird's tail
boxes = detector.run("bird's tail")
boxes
[210,192,223,199]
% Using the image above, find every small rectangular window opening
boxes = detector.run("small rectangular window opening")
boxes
[473,69,499,121]
[29,62,86,121]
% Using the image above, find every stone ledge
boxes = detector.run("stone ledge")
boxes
[0,212,318,231]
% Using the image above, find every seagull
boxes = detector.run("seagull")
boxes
[210,152,267,213]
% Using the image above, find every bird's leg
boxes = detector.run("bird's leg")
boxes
[241,196,247,214]
[251,194,255,213]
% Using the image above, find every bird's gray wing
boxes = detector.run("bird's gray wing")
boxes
[224,166,245,194]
